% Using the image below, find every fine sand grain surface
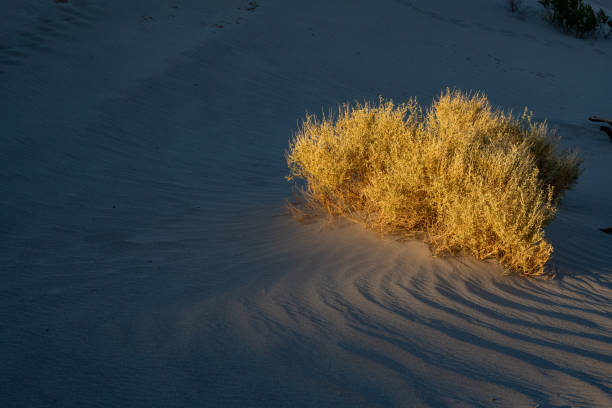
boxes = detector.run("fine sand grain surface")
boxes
[1,0,611,407]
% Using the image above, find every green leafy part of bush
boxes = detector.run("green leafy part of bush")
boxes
[286,90,581,276]
[539,0,611,38]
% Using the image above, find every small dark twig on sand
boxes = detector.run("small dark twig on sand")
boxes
[589,116,612,125]
[599,126,612,140]
[588,116,612,141]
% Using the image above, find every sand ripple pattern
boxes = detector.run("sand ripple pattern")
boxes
[222,218,612,408]
[2,0,611,407]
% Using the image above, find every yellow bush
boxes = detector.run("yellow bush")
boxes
[286,90,581,276]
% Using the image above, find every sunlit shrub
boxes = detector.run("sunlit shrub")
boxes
[286,90,580,276]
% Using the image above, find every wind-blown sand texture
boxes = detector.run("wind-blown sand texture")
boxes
[1,0,611,407]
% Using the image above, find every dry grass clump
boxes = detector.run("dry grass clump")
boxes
[286,90,580,276]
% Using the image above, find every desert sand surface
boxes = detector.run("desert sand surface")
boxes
[1,0,611,407]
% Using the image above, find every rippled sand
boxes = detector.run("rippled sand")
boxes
[1,0,611,407]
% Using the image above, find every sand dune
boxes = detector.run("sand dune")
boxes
[1,0,611,407]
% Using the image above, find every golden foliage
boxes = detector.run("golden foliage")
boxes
[286,90,581,276]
